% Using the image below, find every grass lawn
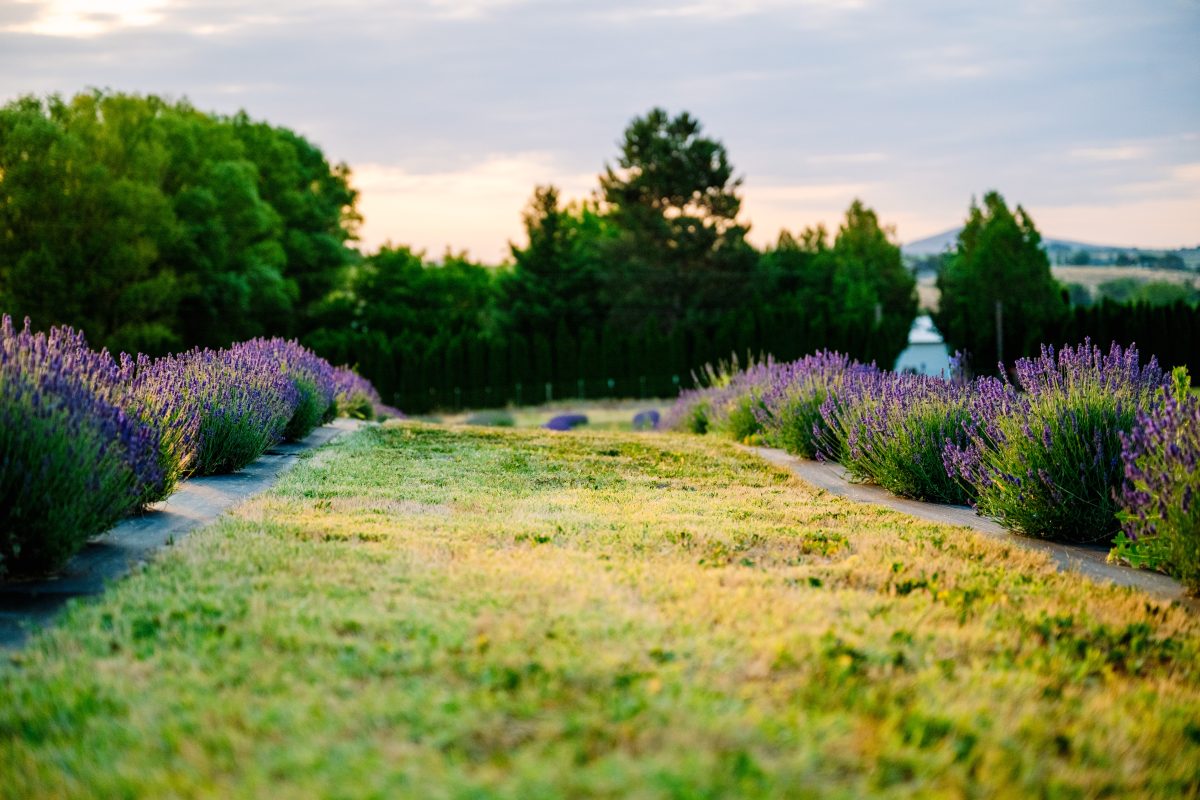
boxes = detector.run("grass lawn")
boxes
[3,423,1199,798]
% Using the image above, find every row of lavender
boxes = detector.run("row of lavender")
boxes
[665,342,1199,592]
[0,315,397,578]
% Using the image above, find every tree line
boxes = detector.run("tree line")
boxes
[0,91,358,354]
[1,91,1194,411]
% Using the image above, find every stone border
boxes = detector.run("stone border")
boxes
[0,419,366,650]
[745,445,1198,611]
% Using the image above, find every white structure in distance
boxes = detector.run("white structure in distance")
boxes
[893,315,952,377]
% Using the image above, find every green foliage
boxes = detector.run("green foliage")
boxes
[934,192,1066,373]
[599,108,758,332]
[502,186,611,338]
[0,90,359,353]
[828,201,918,367]
[283,378,327,442]
[1096,278,1199,307]
[1108,532,1171,574]
[756,201,917,368]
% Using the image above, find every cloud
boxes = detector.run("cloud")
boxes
[598,0,869,23]
[805,152,888,166]
[2,0,168,37]
[0,0,1196,251]
[1069,144,1150,162]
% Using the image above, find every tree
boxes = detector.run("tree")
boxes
[828,200,917,366]
[0,93,181,354]
[599,108,757,331]
[501,186,610,339]
[0,90,360,352]
[934,191,1066,372]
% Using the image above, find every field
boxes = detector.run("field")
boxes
[916,266,1198,311]
[3,423,1198,798]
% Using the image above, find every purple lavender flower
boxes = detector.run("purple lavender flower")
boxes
[0,316,157,575]
[1117,367,1199,590]
[632,409,661,431]
[331,365,400,420]
[819,369,979,504]
[948,340,1165,542]
[544,413,588,431]
[233,338,337,441]
[756,351,877,459]
[169,345,298,475]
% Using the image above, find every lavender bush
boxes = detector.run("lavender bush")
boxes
[544,414,588,431]
[945,341,1165,542]
[120,352,203,504]
[663,387,714,434]
[819,370,977,504]
[175,346,299,475]
[663,355,768,436]
[333,365,382,420]
[756,351,875,459]
[632,409,660,430]
[236,338,338,441]
[0,317,158,575]
[0,316,386,578]
[1115,367,1200,591]
[705,360,776,442]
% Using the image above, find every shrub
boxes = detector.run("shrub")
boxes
[706,361,775,441]
[756,351,875,459]
[664,355,772,439]
[632,409,661,430]
[332,366,381,420]
[120,352,203,504]
[235,338,337,441]
[373,404,406,421]
[176,347,298,475]
[544,414,588,431]
[663,388,714,434]
[944,341,1165,542]
[1116,367,1200,591]
[820,371,976,504]
[0,317,158,575]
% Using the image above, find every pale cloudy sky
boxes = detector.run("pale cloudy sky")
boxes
[2,0,1198,261]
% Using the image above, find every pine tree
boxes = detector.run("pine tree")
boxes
[934,192,1066,373]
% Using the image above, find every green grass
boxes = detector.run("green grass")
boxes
[444,399,667,432]
[3,423,1199,798]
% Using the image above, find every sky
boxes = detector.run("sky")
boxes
[2,0,1198,262]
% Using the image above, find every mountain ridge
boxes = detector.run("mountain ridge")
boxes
[902,228,1198,257]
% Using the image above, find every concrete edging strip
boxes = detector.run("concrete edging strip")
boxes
[744,445,1197,611]
[0,419,366,650]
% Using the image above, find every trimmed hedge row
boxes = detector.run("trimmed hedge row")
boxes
[0,316,396,577]
[668,340,1198,592]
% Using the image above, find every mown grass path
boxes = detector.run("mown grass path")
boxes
[3,424,1199,798]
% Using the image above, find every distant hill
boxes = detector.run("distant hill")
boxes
[903,228,1200,269]
[902,229,962,257]
[904,228,1130,257]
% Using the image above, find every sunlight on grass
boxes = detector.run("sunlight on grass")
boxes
[2,423,1198,797]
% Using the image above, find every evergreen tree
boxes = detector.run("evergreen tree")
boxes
[934,192,1066,372]
[599,108,757,332]
[829,200,917,366]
